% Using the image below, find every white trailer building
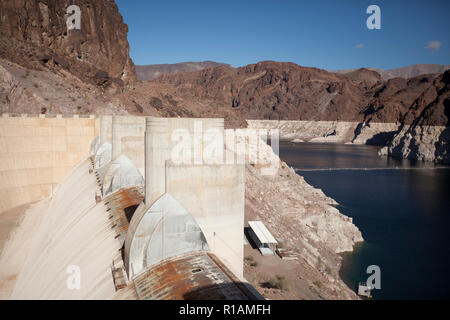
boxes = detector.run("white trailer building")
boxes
[248,221,278,256]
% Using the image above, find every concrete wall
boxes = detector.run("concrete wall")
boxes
[141,117,244,277]
[111,116,146,176]
[166,163,245,278]
[8,159,122,299]
[1,114,245,281]
[0,114,99,214]
[100,115,112,145]
[144,117,225,205]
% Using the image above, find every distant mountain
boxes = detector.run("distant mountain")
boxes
[153,60,448,126]
[339,68,382,86]
[334,64,450,80]
[135,61,230,81]
[138,62,450,82]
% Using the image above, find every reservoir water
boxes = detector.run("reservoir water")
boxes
[278,141,450,300]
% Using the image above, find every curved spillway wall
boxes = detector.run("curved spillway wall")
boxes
[102,154,144,197]
[0,115,99,214]
[125,193,209,279]
[9,158,122,299]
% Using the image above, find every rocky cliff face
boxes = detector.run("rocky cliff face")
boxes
[0,0,135,91]
[379,71,450,164]
[379,125,449,164]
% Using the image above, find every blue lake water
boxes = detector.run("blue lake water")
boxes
[278,141,450,300]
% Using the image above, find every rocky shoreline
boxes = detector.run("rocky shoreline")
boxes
[247,119,450,165]
[379,125,450,164]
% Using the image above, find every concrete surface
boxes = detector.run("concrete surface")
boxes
[111,116,146,176]
[0,114,99,214]
[6,159,122,299]
[144,117,225,205]
[166,162,245,278]
[102,154,144,197]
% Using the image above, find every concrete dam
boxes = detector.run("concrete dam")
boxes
[0,114,262,300]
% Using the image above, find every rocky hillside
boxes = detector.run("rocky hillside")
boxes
[155,61,449,126]
[0,0,135,92]
[0,58,125,115]
[156,62,371,122]
[136,61,228,80]
[362,73,443,124]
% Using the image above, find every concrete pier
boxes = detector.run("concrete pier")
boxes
[111,116,146,176]
[124,117,244,278]
[144,117,224,205]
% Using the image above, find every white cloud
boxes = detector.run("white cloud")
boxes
[355,43,364,49]
[425,41,442,52]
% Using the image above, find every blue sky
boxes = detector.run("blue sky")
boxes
[115,0,449,70]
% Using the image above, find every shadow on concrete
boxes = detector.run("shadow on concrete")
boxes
[124,204,139,223]
[182,282,265,300]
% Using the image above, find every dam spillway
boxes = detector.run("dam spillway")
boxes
[0,114,260,300]
[8,159,124,299]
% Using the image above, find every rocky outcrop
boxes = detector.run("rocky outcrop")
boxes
[0,59,126,115]
[246,159,363,254]
[379,125,449,164]
[351,122,400,145]
[379,71,450,164]
[243,68,449,164]
[0,0,135,91]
